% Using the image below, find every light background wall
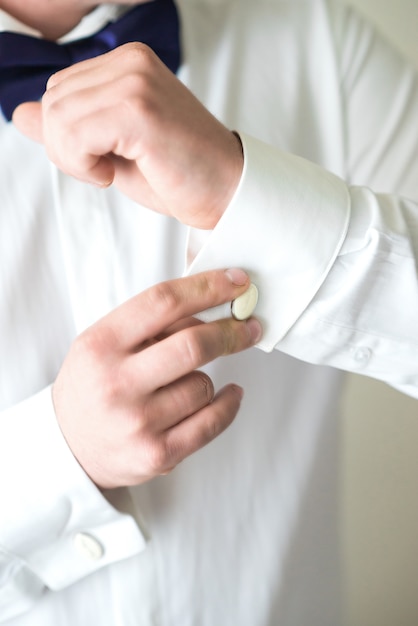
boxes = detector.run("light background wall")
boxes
[340,4,418,625]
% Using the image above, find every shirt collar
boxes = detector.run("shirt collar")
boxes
[0,4,130,41]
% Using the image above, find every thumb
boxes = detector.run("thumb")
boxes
[12,102,43,143]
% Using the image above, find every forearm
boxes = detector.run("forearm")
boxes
[187,5,418,396]
[0,387,145,622]
[186,132,418,397]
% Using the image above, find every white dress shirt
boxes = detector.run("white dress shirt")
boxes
[0,1,417,624]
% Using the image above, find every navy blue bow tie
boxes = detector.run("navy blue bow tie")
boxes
[0,0,180,121]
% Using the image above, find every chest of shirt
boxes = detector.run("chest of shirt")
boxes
[0,0,344,399]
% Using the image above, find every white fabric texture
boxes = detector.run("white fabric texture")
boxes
[0,0,417,624]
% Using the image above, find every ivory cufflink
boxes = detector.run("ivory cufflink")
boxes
[231,283,258,320]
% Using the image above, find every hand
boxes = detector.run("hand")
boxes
[52,269,262,488]
[13,43,244,229]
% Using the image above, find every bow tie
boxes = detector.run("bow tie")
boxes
[0,0,180,121]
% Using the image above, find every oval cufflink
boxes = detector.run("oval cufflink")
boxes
[231,283,258,320]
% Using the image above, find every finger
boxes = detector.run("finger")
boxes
[42,72,155,185]
[159,384,244,468]
[108,154,159,209]
[46,50,115,92]
[130,316,261,392]
[46,43,160,95]
[12,102,43,143]
[154,316,203,341]
[144,371,215,431]
[104,268,252,350]
[43,100,119,186]
[39,48,173,187]
[43,70,153,158]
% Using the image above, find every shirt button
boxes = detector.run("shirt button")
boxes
[231,283,259,320]
[353,347,372,369]
[73,532,104,561]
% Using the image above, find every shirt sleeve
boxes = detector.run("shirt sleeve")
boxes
[186,7,418,398]
[0,386,146,622]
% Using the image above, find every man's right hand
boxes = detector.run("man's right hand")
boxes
[13,42,244,230]
[53,269,262,489]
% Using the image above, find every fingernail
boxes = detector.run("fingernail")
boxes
[246,318,263,343]
[225,268,248,286]
[90,178,112,189]
[231,384,244,401]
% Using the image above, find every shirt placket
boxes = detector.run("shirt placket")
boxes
[51,166,119,334]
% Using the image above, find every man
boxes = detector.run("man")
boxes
[1,0,417,624]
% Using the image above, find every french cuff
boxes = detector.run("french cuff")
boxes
[185,132,351,351]
[0,387,146,591]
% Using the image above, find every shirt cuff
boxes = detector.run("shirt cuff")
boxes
[186,132,351,351]
[0,387,147,591]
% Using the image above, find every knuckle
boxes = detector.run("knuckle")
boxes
[115,42,159,97]
[120,41,156,68]
[201,413,225,445]
[191,272,222,304]
[169,372,214,418]
[75,324,117,359]
[118,71,150,102]
[219,320,252,356]
[201,396,237,445]
[100,366,129,407]
[45,65,72,91]
[43,101,81,168]
[146,282,182,318]
[45,69,63,91]
[194,273,213,298]
[140,394,164,431]
[181,329,205,369]
[193,371,214,404]
[72,326,124,402]
[45,74,57,91]
[145,437,172,474]
[41,85,54,109]
[43,91,66,127]
[72,328,100,362]
[218,321,238,356]
[117,80,156,141]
